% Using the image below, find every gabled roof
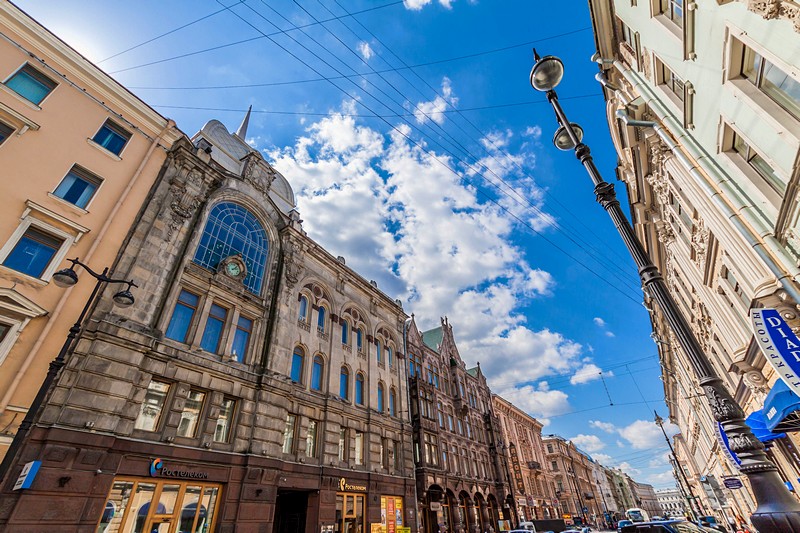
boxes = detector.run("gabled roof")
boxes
[421,326,443,351]
[466,366,479,377]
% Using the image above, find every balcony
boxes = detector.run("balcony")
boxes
[527,461,541,470]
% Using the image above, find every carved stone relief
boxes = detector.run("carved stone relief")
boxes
[166,164,206,240]
[691,218,710,269]
[742,370,770,402]
[746,0,800,31]
[241,152,277,197]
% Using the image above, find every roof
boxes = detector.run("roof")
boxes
[421,326,443,351]
[466,367,479,377]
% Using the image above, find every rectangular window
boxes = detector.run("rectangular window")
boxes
[730,129,784,193]
[283,414,297,454]
[2,226,63,278]
[306,419,318,458]
[177,390,206,438]
[200,303,228,353]
[551,461,559,471]
[53,166,102,209]
[393,440,401,471]
[741,43,800,120]
[354,431,364,465]
[0,121,13,145]
[5,64,57,104]
[135,380,170,431]
[339,427,348,461]
[620,20,635,46]
[231,315,252,362]
[165,290,200,343]
[423,433,439,466]
[659,0,683,27]
[92,120,131,155]
[213,397,235,443]
[658,60,684,102]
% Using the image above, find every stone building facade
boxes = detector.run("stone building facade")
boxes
[0,114,416,532]
[0,0,181,460]
[588,0,800,525]
[492,394,558,522]
[405,317,513,533]
[656,487,686,518]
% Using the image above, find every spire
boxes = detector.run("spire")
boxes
[235,105,252,139]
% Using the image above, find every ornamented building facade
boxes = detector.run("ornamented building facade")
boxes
[0,114,416,532]
[589,0,800,524]
[405,317,513,533]
[492,394,558,522]
[0,0,181,460]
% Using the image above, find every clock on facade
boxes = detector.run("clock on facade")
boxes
[218,255,247,281]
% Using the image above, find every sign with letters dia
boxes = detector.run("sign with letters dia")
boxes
[751,309,800,396]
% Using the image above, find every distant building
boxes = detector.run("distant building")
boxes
[588,0,800,524]
[632,481,661,519]
[657,487,686,518]
[493,394,558,521]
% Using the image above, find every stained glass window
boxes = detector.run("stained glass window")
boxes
[194,203,268,294]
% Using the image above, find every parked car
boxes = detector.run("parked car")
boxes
[619,519,720,532]
[617,520,633,532]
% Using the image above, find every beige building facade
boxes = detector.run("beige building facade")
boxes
[493,394,558,521]
[0,1,182,458]
[589,0,800,526]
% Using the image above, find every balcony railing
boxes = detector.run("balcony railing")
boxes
[527,461,541,470]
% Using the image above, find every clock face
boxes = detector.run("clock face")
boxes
[225,262,242,277]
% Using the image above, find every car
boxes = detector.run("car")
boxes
[619,519,720,532]
[617,520,633,532]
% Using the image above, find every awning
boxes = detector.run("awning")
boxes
[745,409,786,442]
[764,379,800,433]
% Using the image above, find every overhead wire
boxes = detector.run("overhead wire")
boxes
[213,0,645,304]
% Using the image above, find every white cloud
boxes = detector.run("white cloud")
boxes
[412,77,458,125]
[649,451,671,468]
[616,462,642,476]
[357,41,373,60]
[589,420,617,433]
[618,419,678,450]
[647,470,677,487]
[593,317,606,327]
[592,453,613,465]
[403,0,454,9]
[570,434,606,453]
[570,363,612,385]
[524,125,542,140]
[496,382,570,419]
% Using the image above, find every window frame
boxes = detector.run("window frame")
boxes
[291,346,305,384]
[355,372,365,406]
[199,303,229,354]
[305,419,318,458]
[0,214,75,282]
[282,414,297,454]
[0,121,14,146]
[134,379,172,432]
[739,40,800,121]
[339,366,350,400]
[213,396,236,443]
[91,119,132,156]
[3,63,58,106]
[311,354,324,391]
[51,165,103,211]
[176,389,207,439]
[165,289,201,343]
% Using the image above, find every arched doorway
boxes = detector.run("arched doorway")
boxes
[423,484,445,533]
[486,494,499,531]
[473,492,487,533]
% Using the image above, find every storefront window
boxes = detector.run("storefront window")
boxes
[335,493,365,533]
[97,478,220,533]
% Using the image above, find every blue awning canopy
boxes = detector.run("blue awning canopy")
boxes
[745,409,786,442]
[763,379,800,433]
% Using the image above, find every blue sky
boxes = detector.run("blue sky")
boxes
[17,0,679,488]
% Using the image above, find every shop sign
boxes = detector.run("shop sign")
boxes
[526,495,536,506]
[149,458,208,479]
[339,477,367,492]
[508,444,525,494]
[13,461,41,491]
[430,502,442,511]
[751,309,800,395]
[517,498,527,506]
[714,422,741,470]
[563,513,572,519]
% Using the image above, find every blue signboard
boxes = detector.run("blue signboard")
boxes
[715,422,741,469]
[12,460,41,490]
[751,309,800,396]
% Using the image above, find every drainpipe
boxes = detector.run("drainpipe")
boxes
[611,63,800,305]
[0,120,177,415]
[402,316,421,533]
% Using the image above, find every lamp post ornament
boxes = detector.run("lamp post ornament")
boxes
[529,50,800,532]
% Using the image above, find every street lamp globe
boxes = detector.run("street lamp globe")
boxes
[52,267,79,288]
[553,123,584,150]
[112,288,135,308]
[529,53,564,92]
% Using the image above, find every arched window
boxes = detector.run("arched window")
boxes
[376,340,382,364]
[317,306,327,333]
[356,327,363,352]
[377,383,385,412]
[355,373,365,405]
[298,295,309,322]
[389,387,397,417]
[339,367,350,400]
[290,347,304,383]
[387,346,393,368]
[194,202,268,294]
[341,320,349,344]
[312,355,324,391]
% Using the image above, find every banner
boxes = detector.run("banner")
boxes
[715,421,741,470]
[751,309,800,396]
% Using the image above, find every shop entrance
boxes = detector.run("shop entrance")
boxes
[275,490,308,533]
[97,477,221,533]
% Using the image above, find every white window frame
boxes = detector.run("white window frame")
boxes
[0,203,88,282]
[0,288,47,366]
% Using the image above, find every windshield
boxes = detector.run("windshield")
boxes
[670,522,713,532]
[627,510,645,521]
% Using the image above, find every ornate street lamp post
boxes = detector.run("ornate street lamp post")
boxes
[0,258,137,484]
[529,50,800,531]
[654,410,704,521]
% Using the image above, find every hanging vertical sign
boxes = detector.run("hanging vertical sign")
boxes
[508,444,525,494]
[751,309,800,396]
